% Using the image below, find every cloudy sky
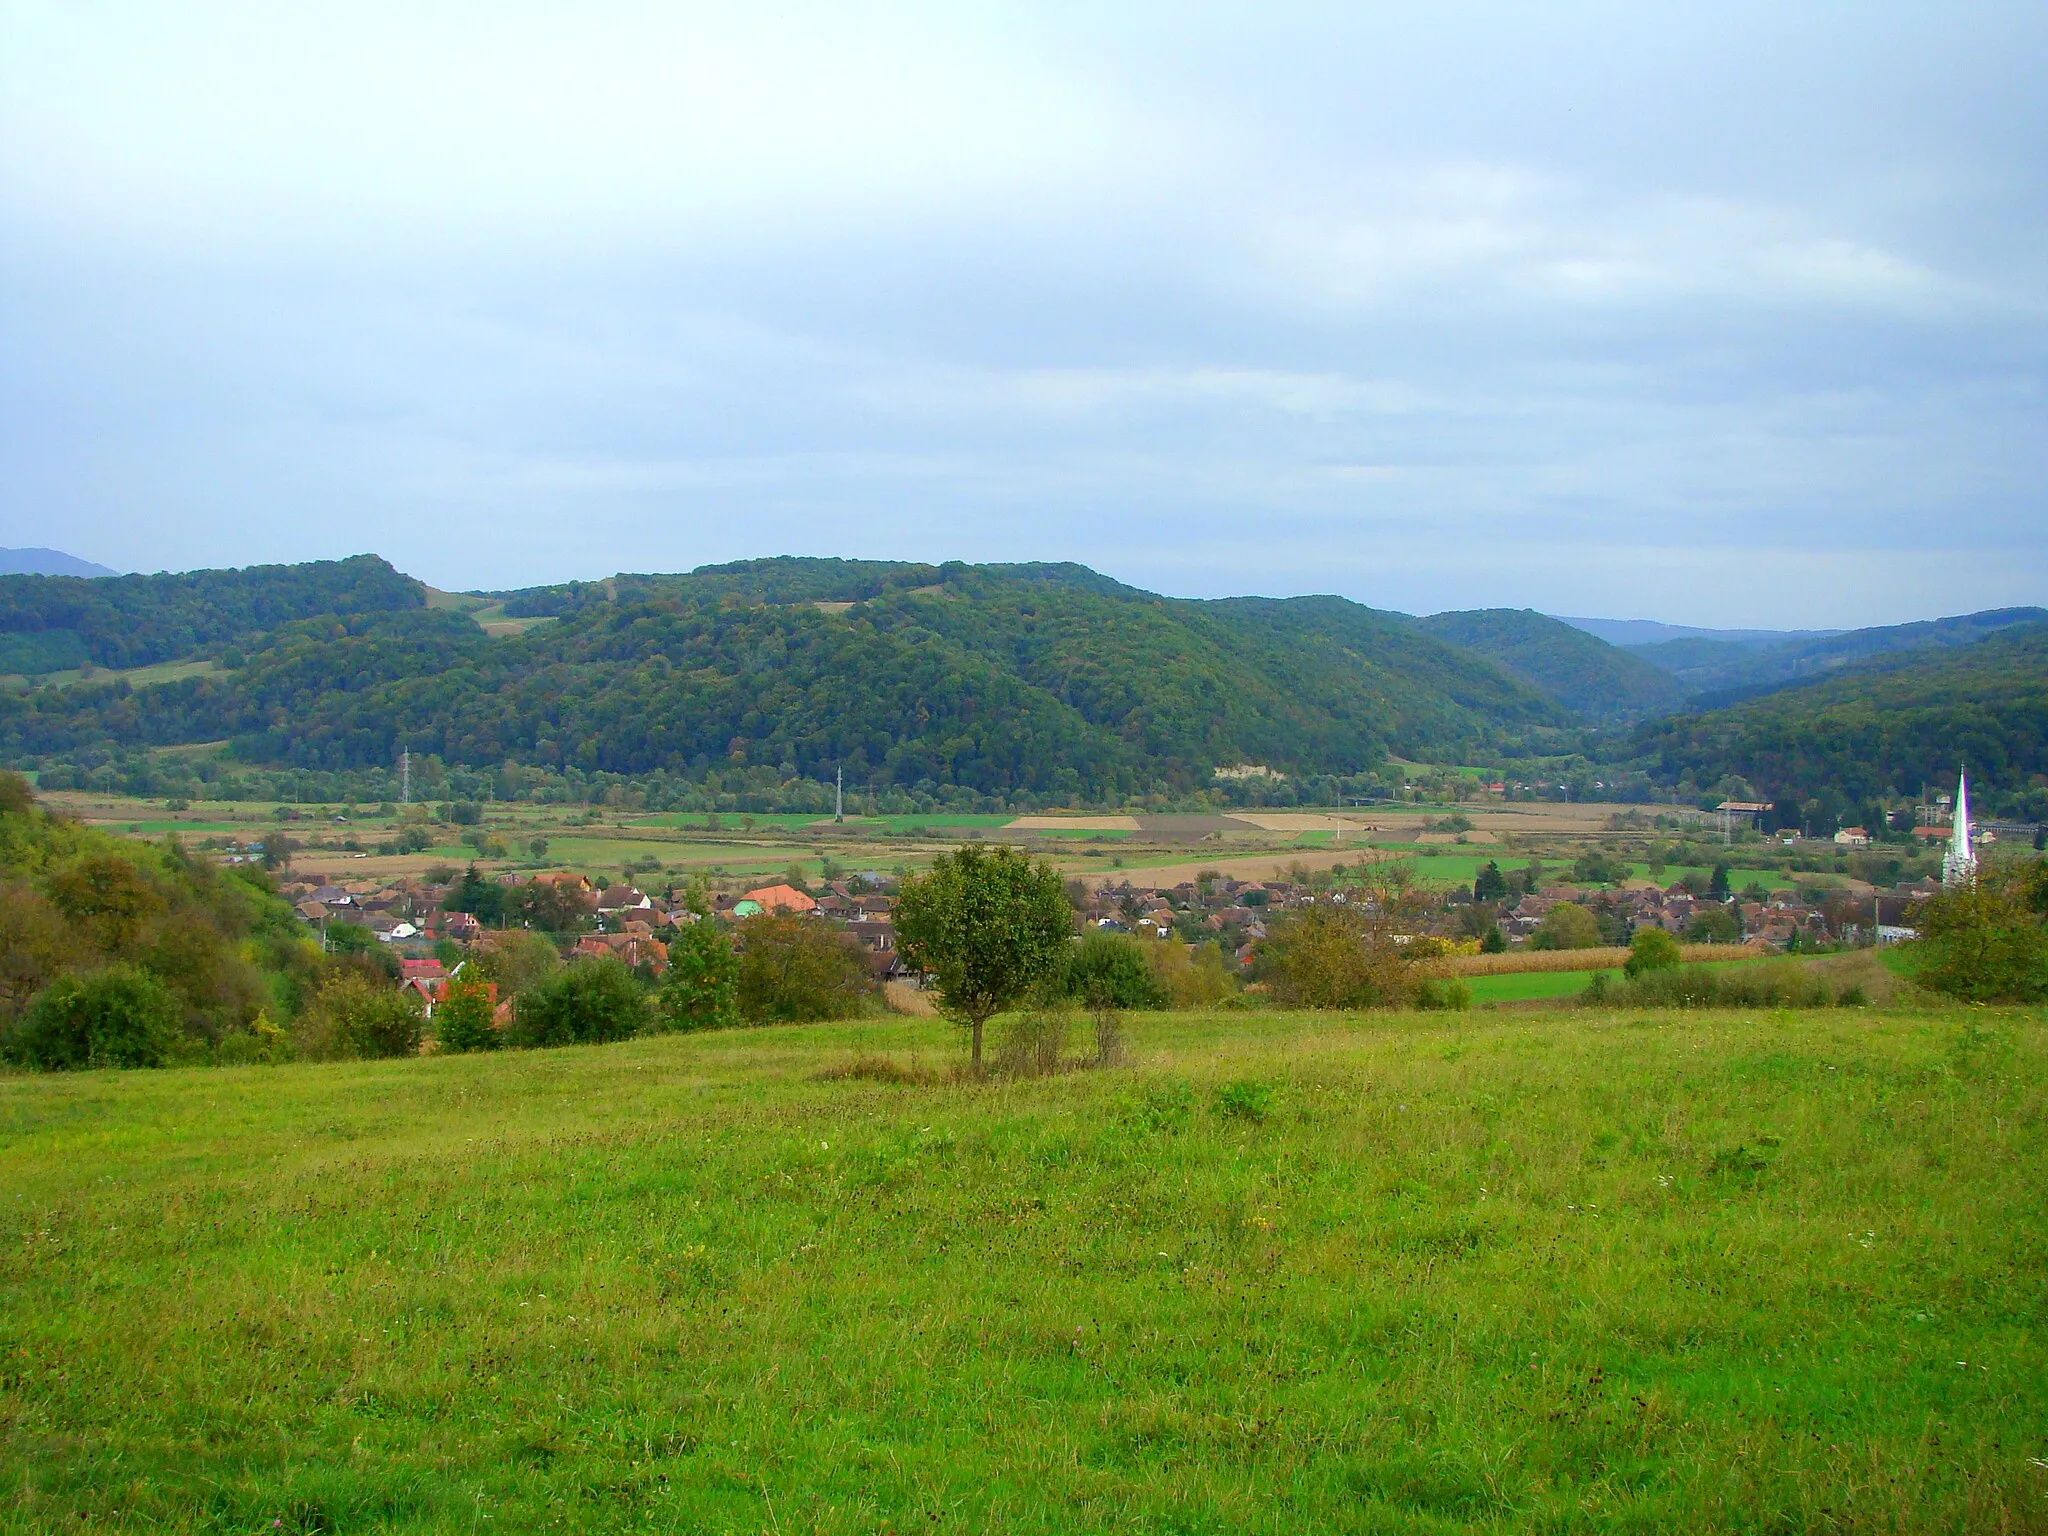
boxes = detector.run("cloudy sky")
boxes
[2,2,2043,625]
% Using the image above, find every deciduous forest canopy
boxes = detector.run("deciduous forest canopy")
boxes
[2,554,2042,815]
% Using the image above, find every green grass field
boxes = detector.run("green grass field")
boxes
[1460,969,1615,1003]
[3,1007,2044,1533]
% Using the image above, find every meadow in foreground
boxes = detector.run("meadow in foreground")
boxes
[2,1005,2044,1534]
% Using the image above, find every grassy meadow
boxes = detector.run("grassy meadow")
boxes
[3,1005,2045,1533]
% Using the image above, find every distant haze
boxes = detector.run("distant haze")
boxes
[0,547,120,578]
[2,4,2043,626]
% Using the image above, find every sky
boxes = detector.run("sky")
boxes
[2,2,2044,626]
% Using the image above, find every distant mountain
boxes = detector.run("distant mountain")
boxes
[0,547,119,578]
[1630,620,2048,813]
[0,555,1574,804]
[1630,607,2048,700]
[1554,616,1835,648]
[1415,608,1687,724]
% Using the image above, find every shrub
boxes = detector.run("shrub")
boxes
[435,972,500,1053]
[1624,928,1682,979]
[1531,903,1602,951]
[1914,870,2048,1004]
[1067,933,1166,1009]
[1260,893,1422,1009]
[993,1008,1070,1078]
[1214,1079,1273,1122]
[473,930,562,997]
[3,965,183,1070]
[1412,976,1471,1011]
[735,912,873,1024]
[1590,962,1848,1009]
[510,957,651,1047]
[658,917,740,1031]
[316,975,424,1059]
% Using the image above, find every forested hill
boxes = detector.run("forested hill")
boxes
[1,556,1578,804]
[1630,621,2048,817]
[0,554,423,675]
[1627,606,2048,701]
[1414,608,1687,724]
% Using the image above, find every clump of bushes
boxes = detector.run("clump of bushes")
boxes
[1583,961,1863,1009]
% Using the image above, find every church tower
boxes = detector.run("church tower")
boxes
[1942,768,1978,887]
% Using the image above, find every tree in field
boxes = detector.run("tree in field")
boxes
[434,970,499,1053]
[314,974,423,1059]
[895,844,1073,1071]
[1531,902,1602,951]
[735,912,871,1023]
[659,917,740,1031]
[1623,927,1682,979]
[3,965,182,1070]
[510,956,651,1047]
[1258,872,1430,1009]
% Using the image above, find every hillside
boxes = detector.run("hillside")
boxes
[1630,621,2048,816]
[0,556,1574,806]
[0,547,120,579]
[1628,606,2048,700]
[0,553,422,675]
[3,1005,2042,1530]
[1415,608,1687,723]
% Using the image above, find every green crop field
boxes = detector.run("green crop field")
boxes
[3,1006,2044,1533]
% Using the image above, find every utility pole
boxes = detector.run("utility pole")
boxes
[835,766,844,823]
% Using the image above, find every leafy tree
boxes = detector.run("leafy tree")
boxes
[445,864,505,925]
[505,879,591,934]
[1472,860,1508,902]
[1684,906,1743,945]
[1258,879,1427,1008]
[1066,932,1166,1010]
[434,971,499,1053]
[3,965,183,1070]
[472,929,561,997]
[316,974,423,1059]
[510,957,650,1047]
[734,912,870,1023]
[1624,927,1682,979]
[659,918,740,1031]
[1915,868,2047,1004]
[1531,902,1602,951]
[527,837,549,860]
[895,844,1073,1071]
[1571,849,1629,886]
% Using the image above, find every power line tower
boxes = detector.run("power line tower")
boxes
[400,748,411,805]
[835,766,844,823]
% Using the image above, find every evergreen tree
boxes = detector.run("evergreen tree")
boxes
[1473,860,1508,902]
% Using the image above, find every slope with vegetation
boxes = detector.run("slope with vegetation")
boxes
[1630,621,2048,817]
[1415,607,1688,723]
[1,556,1577,805]
[1628,605,2048,701]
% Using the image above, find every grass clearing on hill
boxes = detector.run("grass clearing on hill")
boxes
[3,1006,2044,1532]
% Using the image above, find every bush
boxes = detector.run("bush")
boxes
[735,913,872,1023]
[1412,976,1471,1011]
[473,929,562,997]
[1624,928,1682,979]
[1531,903,1602,951]
[3,965,183,1070]
[315,975,424,1059]
[1915,870,2047,1004]
[1261,901,1416,1009]
[1067,933,1166,1009]
[434,972,499,1053]
[992,1007,1070,1077]
[659,917,740,1031]
[1589,962,1851,1009]
[510,957,651,1047]
[1214,1078,1273,1122]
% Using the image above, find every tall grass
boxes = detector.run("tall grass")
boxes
[1446,942,1767,976]
[2,1005,2043,1532]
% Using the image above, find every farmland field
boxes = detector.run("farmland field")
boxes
[3,1005,2044,1533]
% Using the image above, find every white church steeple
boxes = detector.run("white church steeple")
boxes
[1942,768,1978,887]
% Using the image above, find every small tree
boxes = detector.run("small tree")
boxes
[318,974,423,1059]
[1708,863,1732,901]
[660,917,741,1031]
[435,971,500,1053]
[3,965,182,1070]
[1624,927,1682,979]
[511,956,651,1047]
[1531,902,1602,951]
[1479,924,1506,953]
[1916,870,2048,1004]
[1066,932,1166,1010]
[895,844,1072,1071]
[735,912,870,1023]
[473,929,562,997]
